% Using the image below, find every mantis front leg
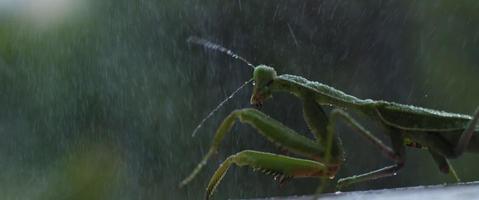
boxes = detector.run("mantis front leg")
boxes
[205,150,330,199]
[180,108,343,199]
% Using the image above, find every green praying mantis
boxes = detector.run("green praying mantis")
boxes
[180,37,479,200]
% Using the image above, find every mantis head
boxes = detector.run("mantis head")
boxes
[187,37,273,136]
[251,65,277,107]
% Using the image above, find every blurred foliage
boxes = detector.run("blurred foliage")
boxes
[0,0,478,199]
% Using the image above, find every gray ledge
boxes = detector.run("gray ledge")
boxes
[247,181,479,200]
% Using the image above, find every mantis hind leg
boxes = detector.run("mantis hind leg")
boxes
[454,106,479,156]
[324,109,406,189]
[422,107,479,158]
[428,150,460,181]
[337,134,405,189]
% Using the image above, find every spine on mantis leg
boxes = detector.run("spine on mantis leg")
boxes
[205,150,330,200]
[179,111,240,187]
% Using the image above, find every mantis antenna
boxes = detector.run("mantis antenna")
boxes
[187,36,255,137]
[187,36,255,69]
[191,79,252,137]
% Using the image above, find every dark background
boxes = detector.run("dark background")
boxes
[0,0,478,199]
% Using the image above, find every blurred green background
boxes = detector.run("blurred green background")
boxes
[0,0,478,199]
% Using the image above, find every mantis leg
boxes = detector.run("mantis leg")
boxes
[428,150,460,181]
[422,107,479,158]
[180,108,341,188]
[324,109,405,189]
[302,95,343,164]
[454,107,479,156]
[204,150,330,200]
[302,96,343,193]
[328,109,403,162]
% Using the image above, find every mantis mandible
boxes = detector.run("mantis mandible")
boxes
[180,37,479,200]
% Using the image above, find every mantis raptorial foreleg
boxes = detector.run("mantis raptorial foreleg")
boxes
[205,150,329,199]
[180,108,343,193]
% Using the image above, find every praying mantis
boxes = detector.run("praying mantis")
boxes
[180,37,479,200]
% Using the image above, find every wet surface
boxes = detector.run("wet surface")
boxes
[246,181,479,200]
